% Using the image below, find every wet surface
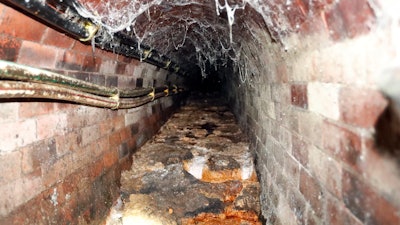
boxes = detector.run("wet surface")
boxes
[105,95,261,225]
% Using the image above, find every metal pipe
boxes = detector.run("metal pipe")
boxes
[0,61,183,109]
[0,60,152,98]
[2,0,186,76]
[0,81,178,109]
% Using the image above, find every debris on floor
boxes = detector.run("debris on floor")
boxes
[105,96,262,225]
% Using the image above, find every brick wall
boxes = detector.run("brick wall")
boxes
[0,3,183,224]
[225,0,400,224]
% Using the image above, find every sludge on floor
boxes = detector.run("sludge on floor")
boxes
[105,95,262,225]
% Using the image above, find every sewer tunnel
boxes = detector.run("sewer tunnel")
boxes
[0,0,400,224]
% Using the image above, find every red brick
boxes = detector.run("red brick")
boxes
[339,87,387,128]
[291,84,308,108]
[0,35,21,61]
[93,136,109,159]
[21,139,55,175]
[299,169,325,217]
[17,41,58,68]
[96,48,118,60]
[71,40,93,54]
[300,0,335,13]
[285,0,307,31]
[0,6,46,42]
[82,55,102,72]
[109,131,122,148]
[88,159,104,179]
[56,50,85,70]
[322,4,347,41]
[99,120,114,137]
[42,28,74,49]
[103,150,118,168]
[342,170,400,224]
[42,154,74,187]
[19,102,55,118]
[322,121,362,169]
[338,0,375,38]
[119,127,130,142]
[56,131,81,156]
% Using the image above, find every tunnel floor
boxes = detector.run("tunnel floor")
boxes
[105,94,262,225]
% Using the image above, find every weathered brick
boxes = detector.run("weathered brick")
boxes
[0,176,43,217]
[271,83,290,104]
[338,0,375,38]
[118,76,136,88]
[81,124,101,147]
[299,169,325,217]
[0,6,46,42]
[82,55,101,72]
[115,62,126,75]
[21,138,55,175]
[89,74,106,86]
[56,131,81,156]
[106,75,118,87]
[17,41,58,69]
[292,133,308,168]
[0,35,21,61]
[339,87,387,128]
[42,154,73,187]
[99,59,117,75]
[308,82,340,120]
[308,145,342,198]
[342,170,400,224]
[296,110,323,148]
[0,150,21,184]
[103,149,118,168]
[42,28,74,49]
[36,114,67,140]
[322,121,362,169]
[284,152,300,187]
[327,196,363,225]
[109,131,122,149]
[56,51,85,71]
[0,102,19,124]
[0,119,37,152]
[322,3,347,40]
[19,102,55,118]
[287,188,307,224]
[291,84,308,108]
[71,40,93,53]
[124,63,136,76]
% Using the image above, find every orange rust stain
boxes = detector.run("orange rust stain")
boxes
[201,166,242,183]
[181,210,262,225]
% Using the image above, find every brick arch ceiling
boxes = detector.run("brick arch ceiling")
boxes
[75,0,372,77]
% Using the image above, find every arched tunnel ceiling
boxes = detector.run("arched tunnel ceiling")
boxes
[72,0,334,78]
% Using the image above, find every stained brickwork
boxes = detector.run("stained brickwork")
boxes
[0,2,183,224]
[224,1,400,224]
